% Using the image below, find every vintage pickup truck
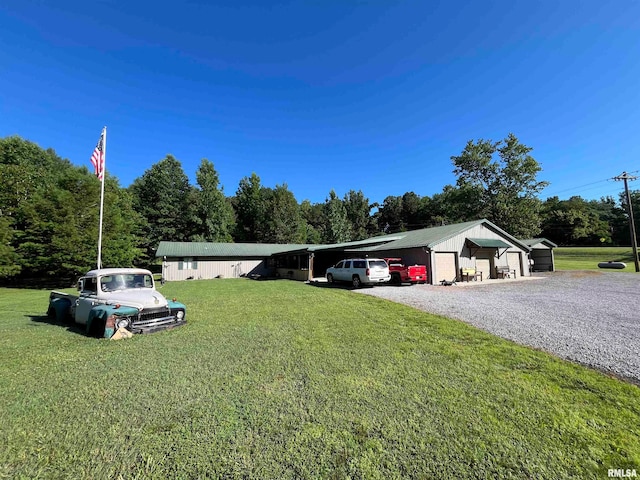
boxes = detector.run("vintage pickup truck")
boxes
[48,268,186,338]
[384,258,428,285]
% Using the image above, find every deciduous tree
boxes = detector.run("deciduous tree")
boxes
[451,133,547,238]
[234,173,266,242]
[262,184,305,243]
[343,190,375,240]
[541,196,612,245]
[323,190,351,243]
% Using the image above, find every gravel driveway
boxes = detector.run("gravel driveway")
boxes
[355,271,640,383]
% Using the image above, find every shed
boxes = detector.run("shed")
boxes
[521,238,557,272]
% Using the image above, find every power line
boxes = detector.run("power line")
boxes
[543,178,613,197]
[543,170,639,199]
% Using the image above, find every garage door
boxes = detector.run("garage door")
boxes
[476,258,491,279]
[434,253,457,283]
[507,252,522,277]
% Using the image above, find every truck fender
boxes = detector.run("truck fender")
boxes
[86,308,112,338]
[87,305,140,338]
[49,297,72,322]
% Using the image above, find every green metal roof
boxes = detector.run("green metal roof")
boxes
[346,220,531,252]
[156,220,532,258]
[466,237,512,249]
[156,241,313,258]
[346,220,486,252]
[521,238,558,248]
[305,233,405,252]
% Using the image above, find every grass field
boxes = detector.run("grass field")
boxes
[1,279,639,479]
[554,247,637,272]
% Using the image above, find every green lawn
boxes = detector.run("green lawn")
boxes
[1,280,638,479]
[554,247,637,271]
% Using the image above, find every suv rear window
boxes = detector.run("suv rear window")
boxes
[369,260,388,269]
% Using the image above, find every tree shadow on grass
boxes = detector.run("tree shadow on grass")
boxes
[28,314,90,336]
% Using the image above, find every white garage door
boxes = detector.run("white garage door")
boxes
[507,252,522,277]
[434,253,457,283]
[476,258,491,280]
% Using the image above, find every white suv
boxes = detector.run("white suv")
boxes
[326,258,391,288]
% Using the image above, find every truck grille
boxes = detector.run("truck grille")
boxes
[129,306,177,331]
[137,306,172,323]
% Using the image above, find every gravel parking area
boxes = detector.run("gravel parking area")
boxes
[355,271,640,383]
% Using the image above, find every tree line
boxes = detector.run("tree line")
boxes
[0,134,637,283]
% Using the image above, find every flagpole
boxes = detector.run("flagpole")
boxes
[97,126,107,269]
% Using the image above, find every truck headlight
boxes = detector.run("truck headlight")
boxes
[176,310,184,320]
[115,317,131,330]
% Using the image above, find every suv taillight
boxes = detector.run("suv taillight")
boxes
[366,268,370,276]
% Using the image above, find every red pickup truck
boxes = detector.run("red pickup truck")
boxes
[384,258,427,285]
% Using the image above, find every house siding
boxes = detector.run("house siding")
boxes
[162,257,270,281]
[430,224,530,280]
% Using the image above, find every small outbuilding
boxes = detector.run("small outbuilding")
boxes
[521,238,557,272]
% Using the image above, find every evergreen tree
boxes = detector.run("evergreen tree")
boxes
[192,159,234,242]
[0,136,140,282]
[130,155,192,261]
[0,215,20,278]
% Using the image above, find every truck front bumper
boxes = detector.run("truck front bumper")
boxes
[131,317,187,334]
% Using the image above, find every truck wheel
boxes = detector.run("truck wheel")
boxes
[352,275,361,288]
[327,274,334,284]
[391,273,401,285]
[88,318,106,338]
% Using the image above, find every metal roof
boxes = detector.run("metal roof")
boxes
[156,241,313,258]
[305,234,405,253]
[346,220,531,252]
[521,238,558,248]
[156,220,532,258]
[346,220,485,251]
[466,237,512,249]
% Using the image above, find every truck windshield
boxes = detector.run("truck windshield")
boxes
[101,274,153,291]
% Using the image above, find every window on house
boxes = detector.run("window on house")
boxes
[179,257,198,270]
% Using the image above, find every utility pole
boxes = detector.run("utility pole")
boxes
[614,171,639,272]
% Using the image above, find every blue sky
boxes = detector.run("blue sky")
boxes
[1,0,639,205]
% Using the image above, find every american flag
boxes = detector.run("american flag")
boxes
[90,128,105,180]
